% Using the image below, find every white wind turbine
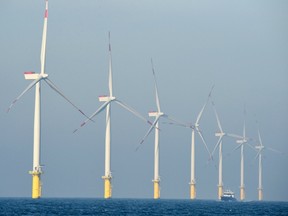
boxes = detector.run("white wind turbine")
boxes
[233,109,252,201]
[187,88,215,200]
[73,33,151,199]
[254,122,282,201]
[7,0,88,199]
[235,122,247,201]
[255,127,264,201]
[210,100,243,200]
[138,60,182,199]
[165,87,214,199]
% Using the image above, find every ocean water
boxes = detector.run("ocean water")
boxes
[0,198,287,216]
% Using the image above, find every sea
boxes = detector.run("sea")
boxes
[0,198,287,216]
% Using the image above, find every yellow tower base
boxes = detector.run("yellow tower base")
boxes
[240,186,245,201]
[218,185,223,200]
[29,171,42,199]
[190,183,196,200]
[103,177,112,199]
[258,188,263,201]
[153,180,160,199]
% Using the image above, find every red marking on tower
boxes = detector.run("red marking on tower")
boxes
[45,10,48,18]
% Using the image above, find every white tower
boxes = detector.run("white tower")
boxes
[236,117,248,201]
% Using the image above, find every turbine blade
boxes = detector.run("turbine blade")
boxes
[195,104,206,126]
[267,147,283,154]
[257,129,264,147]
[211,100,223,133]
[243,121,246,140]
[232,143,243,152]
[254,149,261,161]
[137,116,161,150]
[7,76,43,112]
[151,59,161,112]
[226,133,243,140]
[247,142,257,152]
[211,135,223,157]
[196,127,212,159]
[73,100,110,133]
[108,31,113,97]
[243,106,246,138]
[115,99,152,125]
[44,78,90,119]
[163,114,188,128]
[195,85,214,125]
[40,0,48,75]
[162,121,190,128]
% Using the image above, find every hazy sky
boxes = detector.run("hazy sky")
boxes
[0,0,287,201]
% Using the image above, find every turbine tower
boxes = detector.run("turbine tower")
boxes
[238,127,246,201]
[73,33,151,199]
[7,0,88,199]
[210,101,243,200]
[138,60,180,199]
[255,128,264,201]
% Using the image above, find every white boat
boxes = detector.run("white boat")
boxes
[221,190,237,201]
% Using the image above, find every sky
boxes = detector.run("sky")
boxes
[0,0,287,201]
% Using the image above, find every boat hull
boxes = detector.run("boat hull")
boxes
[221,196,237,202]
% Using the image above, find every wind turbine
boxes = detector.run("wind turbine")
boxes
[73,33,151,199]
[233,109,252,201]
[210,100,243,200]
[163,87,213,199]
[7,0,88,199]
[138,59,181,199]
[188,88,213,200]
[255,128,264,201]
[254,123,282,201]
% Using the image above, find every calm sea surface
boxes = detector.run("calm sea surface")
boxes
[0,198,287,216]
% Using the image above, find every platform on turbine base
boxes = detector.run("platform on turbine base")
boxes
[258,188,263,201]
[240,186,245,201]
[189,183,196,199]
[102,176,112,199]
[218,185,223,200]
[153,180,160,199]
[29,171,42,199]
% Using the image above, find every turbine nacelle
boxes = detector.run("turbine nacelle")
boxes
[255,145,264,150]
[24,72,48,80]
[236,139,247,144]
[149,111,164,117]
[215,132,225,137]
[99,95,116,102]
[236,140,243,144]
